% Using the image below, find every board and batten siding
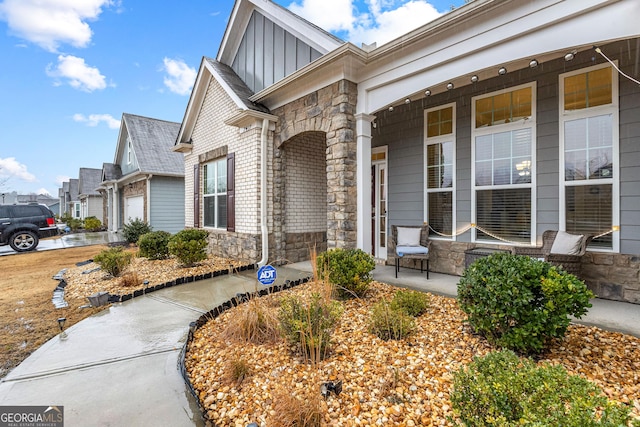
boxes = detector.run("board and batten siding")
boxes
[373,38,640,254]
[232,11,322,93]
[149,176,185,234]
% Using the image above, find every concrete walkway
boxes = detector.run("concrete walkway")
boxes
[1,260,638,426]
[0,266,311,426]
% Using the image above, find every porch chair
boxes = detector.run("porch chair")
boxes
[513,230,593,278]
[392,225,431,279]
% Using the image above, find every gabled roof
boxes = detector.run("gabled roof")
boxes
[218,0,343,66]
[68,179,79,201]
[207,58,270,114]
[78,167,102,196]
[101,162,122,182]
[175,58,276,145]
[119,113,184,176]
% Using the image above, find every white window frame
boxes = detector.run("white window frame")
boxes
[127,138,132,165]
[471,82,537,245]
[559,63,619,252]
[203,158,227,229]
[424,102,456,240]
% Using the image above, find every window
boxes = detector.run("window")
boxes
[127,138,132,165]
[472,84,535,244]
[203,158,227,229]
[74,202,81,219]
[424,104,455,238]
[560,64,618,250]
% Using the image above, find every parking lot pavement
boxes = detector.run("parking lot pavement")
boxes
[0,231,124,256]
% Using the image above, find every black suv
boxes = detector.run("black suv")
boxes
[0,204,59,252]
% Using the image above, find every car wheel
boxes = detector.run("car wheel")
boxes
[9,231,39,252]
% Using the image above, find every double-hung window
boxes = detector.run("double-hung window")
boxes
[472,84,535,244]
[560,64,618,251]
[203,158,227,229]
[424,103,455,238]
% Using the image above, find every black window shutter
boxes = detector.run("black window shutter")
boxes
[193,164,200,228]
[227,153,235,232]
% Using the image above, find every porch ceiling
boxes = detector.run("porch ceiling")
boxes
[358,0,640,114]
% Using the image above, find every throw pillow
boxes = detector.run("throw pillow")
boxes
[550,231,584,255]
[397,227,422,246]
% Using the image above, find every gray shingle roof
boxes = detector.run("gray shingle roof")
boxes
[69,179,79,201]
[102,163,122,181]
[205,58,270,114]
[78,168,102,196]
[123,114,184,176]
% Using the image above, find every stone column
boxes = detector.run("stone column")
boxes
[326,80,358,249]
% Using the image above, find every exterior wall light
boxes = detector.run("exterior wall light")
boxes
[405,98,411,104]
[388,106,394,112]
[564,51,576,61]
[471,75,479,83]
[498,67,507,75]
[446,82,454,90]
[424,89,431,96]
[529,59,539,68]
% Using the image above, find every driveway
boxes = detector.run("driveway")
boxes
[0,231,124,256]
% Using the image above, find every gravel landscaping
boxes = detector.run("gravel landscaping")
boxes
[185,280,640,427]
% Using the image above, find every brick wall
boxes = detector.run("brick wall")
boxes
[184,73,270,262]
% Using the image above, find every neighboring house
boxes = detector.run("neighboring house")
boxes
[100,113,184,234]
[174,0,640,304]
[59,179,81,219]
[78,167,104,222]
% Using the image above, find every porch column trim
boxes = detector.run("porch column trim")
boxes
[356,113,375,254]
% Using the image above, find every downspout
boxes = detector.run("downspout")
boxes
[258,118,269,267]
[146,174,153,225]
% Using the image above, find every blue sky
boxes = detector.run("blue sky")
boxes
[0,0,464,197]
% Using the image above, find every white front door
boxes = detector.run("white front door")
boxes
[372,147,388,260]
[124,195,144,224]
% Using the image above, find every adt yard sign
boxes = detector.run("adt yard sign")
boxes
[257,265,277,286]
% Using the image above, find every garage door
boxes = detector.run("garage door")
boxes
[124,196,144,224]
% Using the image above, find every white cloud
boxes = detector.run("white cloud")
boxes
[287,0,444,46]
[55,175,71,186]
[0,157,36,182]
[289,0,355,33]
[0,0,114,52]
[36,188,52,196]
[46,55,109,92]
[73,113,120,129]
[161,58,196,96]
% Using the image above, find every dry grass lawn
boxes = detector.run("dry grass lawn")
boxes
[0,245,109,378]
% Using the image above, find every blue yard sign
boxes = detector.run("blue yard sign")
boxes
[257,265,277,286]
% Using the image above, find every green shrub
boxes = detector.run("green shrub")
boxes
[137,231,171,260]
[316,248,376,298]
[122,218,152,244]
[278,293,342,363]
[59,212,73,224]
[168,228,209,267]
[457,253,593,354]
[450,350,637,427]
[390,289,429,317]
[68,218,83,232]
[83,216,102,231]
[93,247,133,277]
[369,300,415,340]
